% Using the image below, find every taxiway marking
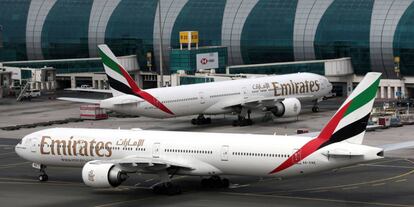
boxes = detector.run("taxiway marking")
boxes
[395,179,407,183]
[222,192,414,207]
[259,168,414,194]
[0,151,16,156]
[0,162,30,169]
[94,196,156,207]
[371,183,386,187]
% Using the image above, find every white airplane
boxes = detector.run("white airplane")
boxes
[59,44,332,126]
[15,72,414,195]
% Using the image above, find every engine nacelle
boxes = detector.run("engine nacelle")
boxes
[269,98,301,117]
[82,161,128,188]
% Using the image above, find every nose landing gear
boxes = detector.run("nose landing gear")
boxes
[312,98,322,113]
[37,164,48,182]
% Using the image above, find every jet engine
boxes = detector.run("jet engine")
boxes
[268,98,301,117]
[82,161,128,188]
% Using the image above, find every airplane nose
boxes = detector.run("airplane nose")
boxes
[15,144,21,157]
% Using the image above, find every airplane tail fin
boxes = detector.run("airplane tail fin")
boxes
[317,72,381,147]
[97,44,174,115]
[269,73,381,174]
[97,44,142,97]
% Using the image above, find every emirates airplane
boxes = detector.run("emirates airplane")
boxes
[59,44,332,126]
[16,72,414,195]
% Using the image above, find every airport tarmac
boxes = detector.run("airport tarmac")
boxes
[0,96,413,206]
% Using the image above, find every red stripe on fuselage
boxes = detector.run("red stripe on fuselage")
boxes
[118,64,174,115]
[269,101,352,174]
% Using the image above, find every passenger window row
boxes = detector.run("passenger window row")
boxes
[210,92,240,98]
[232,152,290,158]
[163,97,197,103]
[165,149,212,154]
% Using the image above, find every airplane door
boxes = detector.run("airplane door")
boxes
[152,142,160,158]
[30,138,37,153]
[292,149,301,163]
[242,87,248,99]
[199,92,205,104]
[221,145,229,161]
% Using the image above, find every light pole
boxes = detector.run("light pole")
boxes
[158,0,164,87]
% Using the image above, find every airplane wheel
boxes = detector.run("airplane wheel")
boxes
[312,106,319,112]
[191,119,197,125]
[38,174,48,182]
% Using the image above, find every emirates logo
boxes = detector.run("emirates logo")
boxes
[88,170,95,182]
[293,104,298,112]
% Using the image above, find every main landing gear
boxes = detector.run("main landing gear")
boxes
[233,108,253,127]
[191,114,211,125]
[312,99,321,113]
[38,164,48,182]
[201,176,230,188]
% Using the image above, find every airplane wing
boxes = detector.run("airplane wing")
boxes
[242,94,314,106]
[57,97,102,104]
[221,94,314,109]
[92,156,194,172]
[379,141,414,152]
[65,88,112,94]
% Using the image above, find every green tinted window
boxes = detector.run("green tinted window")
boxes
[0,0,30,61]
[105,0,157,70]
[314,0,373,75]
[241,0,297,64]
[41,0,93,59]
[170,0,226,49]
[394,2,414,76]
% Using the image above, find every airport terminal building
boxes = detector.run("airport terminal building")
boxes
[1,0,414,97]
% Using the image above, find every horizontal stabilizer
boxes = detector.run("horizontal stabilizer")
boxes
[57,97,101,104]
[322,148,364,157]
[379,141,414,152]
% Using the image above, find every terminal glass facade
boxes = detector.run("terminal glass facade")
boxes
[41,0,92,60]
[170,0,226,49]
[2,0,414,78]
[241,0,297,64]
[105,0,157,70]
[314,0,373,75]
[0,0,30,61]
[394,3,414,76]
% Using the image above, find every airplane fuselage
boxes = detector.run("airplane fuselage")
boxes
[100,73,332,118]
[15,128,382,178]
